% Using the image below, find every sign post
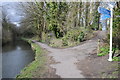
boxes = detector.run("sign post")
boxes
[107,2,116,61]
[98,2,116,61]
[108,6,113,61]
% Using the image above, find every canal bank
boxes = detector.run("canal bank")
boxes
[17,38,59,78]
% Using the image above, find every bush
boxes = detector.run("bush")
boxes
[78,32,85,42]
[64,29,85,42]
[62,37,68,46]
[61,28,87,46]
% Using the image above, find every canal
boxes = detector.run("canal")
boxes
[2,40,35,78]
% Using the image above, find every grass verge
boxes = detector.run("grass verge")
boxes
[16,38,47,78]
[97,44,120,61]
[97,45,109,57]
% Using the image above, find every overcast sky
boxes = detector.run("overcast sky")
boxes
[2,2,25,27]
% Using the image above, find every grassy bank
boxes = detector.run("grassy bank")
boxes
[16,38,47,78]
[97,43,119,78]
[97,43,120,61]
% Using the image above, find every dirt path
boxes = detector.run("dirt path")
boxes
[32,31,118,78]
[33,32,100,78]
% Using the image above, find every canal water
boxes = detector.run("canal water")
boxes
[2,40,35,78]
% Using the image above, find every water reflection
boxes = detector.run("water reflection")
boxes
[16,46,21,50]
[2,40,35,78]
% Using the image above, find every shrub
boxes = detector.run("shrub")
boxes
[62,37,68,46]
[78,31,85,42]
[64,29,85,42]
[61,28,86,46]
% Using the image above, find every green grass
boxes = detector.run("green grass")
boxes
[97,45,109,56]
[113,57,120,61]
[16,38,47,78]
[97,45,120,61]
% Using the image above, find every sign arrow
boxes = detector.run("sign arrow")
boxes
[98,7,111,15]
[100,14,111,21]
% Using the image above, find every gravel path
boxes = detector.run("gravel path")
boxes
[32,31,118,78]
[34,37,98,78]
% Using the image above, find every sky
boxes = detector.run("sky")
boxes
[2,2,25,27]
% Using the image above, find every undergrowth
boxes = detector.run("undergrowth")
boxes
[97,44,120,61]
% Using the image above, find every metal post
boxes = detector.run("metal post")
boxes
[108,7,113,61]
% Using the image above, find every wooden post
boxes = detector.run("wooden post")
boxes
[97,39,100,55]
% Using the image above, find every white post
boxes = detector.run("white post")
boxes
[108,7,113,61]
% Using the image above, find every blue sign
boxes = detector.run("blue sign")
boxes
[98,7,111,15]
[100,14,111,21]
